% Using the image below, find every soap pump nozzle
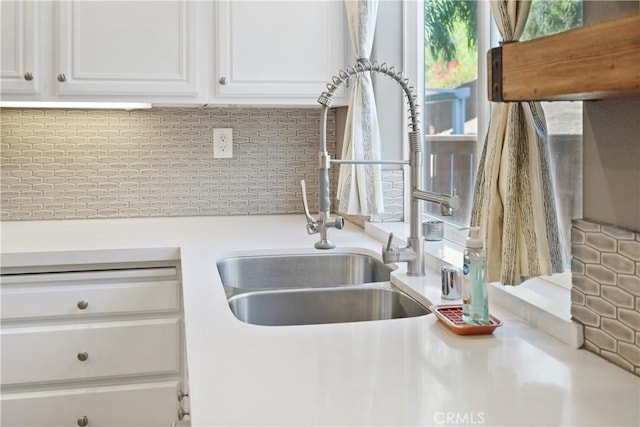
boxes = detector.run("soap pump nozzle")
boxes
[466,227,483,249]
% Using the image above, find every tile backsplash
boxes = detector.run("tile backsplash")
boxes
[571,219,640,375]
[1,107,336,220]
[1,107,406,222]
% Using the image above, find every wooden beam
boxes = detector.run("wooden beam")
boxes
[489,13,640,102]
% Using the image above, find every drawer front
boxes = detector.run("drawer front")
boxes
[1,380,182,426]
[1,268,180,321]
[1,318,181,386]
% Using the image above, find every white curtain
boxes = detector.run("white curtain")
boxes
[471,0,563,286]
[336,0,384,216]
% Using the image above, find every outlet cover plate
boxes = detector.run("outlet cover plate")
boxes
[213,128,233,158]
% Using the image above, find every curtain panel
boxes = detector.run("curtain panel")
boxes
[336,0,384,216]
[471,0,564,286]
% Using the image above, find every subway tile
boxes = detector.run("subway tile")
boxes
[617,342,640,366]
[618,275,640,297]
[571,304,600,327]
[584,327,616,351]
[601,318,635,342]
[571,227,586,244]
[573,219,601,233]
[585,264,617,286]
[585,295,616,318]
[618,240,640,263]
[602,253,636,275]
[572,275,600,295]
[586,233,617,252]
[602,225,636,241]
[618,309,640,331]
[571,244,600,264]
[582,339,600,354]
[600,350,635,372]
[571,288,586,306]
[601,285,635,308]
[1,107,339,220]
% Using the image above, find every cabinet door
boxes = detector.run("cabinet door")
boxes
[55,0,200,99]
[1,381,182,427]
[1,318,181,386]
[215,0,347,103]
[1,267,180,321]
[0,0,39,95]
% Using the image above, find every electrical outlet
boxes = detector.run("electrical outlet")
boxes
[213,128,233,158]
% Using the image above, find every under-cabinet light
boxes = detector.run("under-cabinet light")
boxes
[0,101,152,110]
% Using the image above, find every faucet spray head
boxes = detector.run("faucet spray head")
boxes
[440,204,454,216]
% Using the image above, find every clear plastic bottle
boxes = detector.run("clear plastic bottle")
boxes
[462,227,489,325]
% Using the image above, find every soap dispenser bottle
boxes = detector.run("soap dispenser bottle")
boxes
[462,227,489,325]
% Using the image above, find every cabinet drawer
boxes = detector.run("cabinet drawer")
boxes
[1,380,182,426]
[1,268,180,321]
[1,318,180,386]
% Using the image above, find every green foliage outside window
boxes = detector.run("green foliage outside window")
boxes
[425,0,583,89]
[521,0,582,41]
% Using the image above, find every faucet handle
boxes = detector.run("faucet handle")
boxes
[449,188,460,209]
[329,216,345,230]
[300,180,318,234]
[382,232,399,264]
[385,233,395,251]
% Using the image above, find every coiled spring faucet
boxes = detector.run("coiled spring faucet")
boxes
[301,60,459,276]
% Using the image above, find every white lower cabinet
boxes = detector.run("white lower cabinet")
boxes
[0,263,190,426]
[2,319,180,386]
[2,381,182,427]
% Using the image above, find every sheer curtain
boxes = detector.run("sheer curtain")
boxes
[471,0,563,286]
[336,0,384,216]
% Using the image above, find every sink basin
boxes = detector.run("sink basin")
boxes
[217,253,392,290]
[227,285,430,326]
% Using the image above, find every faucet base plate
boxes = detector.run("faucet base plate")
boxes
[314,240,336,250]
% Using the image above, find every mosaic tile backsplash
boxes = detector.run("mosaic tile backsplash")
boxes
[571,219,640,375]
[0,107,337,220]
[1,107,405,222]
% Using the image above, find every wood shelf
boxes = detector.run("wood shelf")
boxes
[488,13,640,102]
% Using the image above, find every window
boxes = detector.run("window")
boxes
[421,0,583,272]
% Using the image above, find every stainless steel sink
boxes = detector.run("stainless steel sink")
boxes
[227,285,429,326]
[217,252,428,326]
[217,253,392,290]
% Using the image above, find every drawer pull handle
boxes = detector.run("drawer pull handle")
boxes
[178,406,190,421]
[77,352,89,362]
[77,300,89,310]
[24,72,34,81]
[177,390,189,401]
[77,415,88,426]
[57,73,67,82]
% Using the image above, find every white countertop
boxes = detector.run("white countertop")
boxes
[1,215,638,426]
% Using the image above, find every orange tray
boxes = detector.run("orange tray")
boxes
[430,304,502,335]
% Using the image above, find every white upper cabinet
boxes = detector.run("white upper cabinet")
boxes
[0,0,204,103]
[213,0,348,105]
[0,0,39,96]
[0,0,348,105]
[55,0,202,100]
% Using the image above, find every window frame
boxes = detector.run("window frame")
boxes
[403,0,574,291]
[404,0,494,246]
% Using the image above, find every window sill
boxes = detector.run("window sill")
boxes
[364,221,584,348]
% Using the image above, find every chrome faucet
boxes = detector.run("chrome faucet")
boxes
[301,60,459,276]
